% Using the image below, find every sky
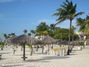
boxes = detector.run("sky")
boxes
[0,0,89,35]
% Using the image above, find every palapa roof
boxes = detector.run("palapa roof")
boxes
[9,34,43,45]
[5,35,17,45]
[42,36,58,44]
[58,41,69,45]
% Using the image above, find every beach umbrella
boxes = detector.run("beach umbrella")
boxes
[9,34,43,60]
[41,36,58,54]
[11,35,43,45]
[42,36,58,44]
[5,35,17,45]
[58,41,69,45]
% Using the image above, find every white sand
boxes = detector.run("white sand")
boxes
[0,45,89,67]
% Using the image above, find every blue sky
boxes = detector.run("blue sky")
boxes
[0,0,89,35]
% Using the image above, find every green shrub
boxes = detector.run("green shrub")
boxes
[26,44,32,49]
[0,41,5,48]
[76,42,84,46]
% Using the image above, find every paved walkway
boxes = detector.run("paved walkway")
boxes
[0,46,89,67]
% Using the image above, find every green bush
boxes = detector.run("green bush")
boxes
[76,42,84,46]
[0,41,5,48]
[26,44,32,49]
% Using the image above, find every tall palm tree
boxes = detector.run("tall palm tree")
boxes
[4,34,8,39]
[10,33,15,36]
[53,0,84,55]
[4,33,11,39]
[50,24,55,32]
[28,33,31,36]
[77,18,85,32]
[23,29,28,34]
[77,15,89,35]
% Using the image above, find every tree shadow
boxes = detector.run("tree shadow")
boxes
[1,64,23,67]
[41,56,69,60]
[14,54,23,56]
[0,52,10,54]
[26,56,70,62]
[26,66,35,67]
[26,59,49,63]
[70,53,77,56]
[0,58,7,60]
[34,52,47,55]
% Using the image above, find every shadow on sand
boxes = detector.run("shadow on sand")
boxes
[70,53,77,56]
[0,58,7,60]
[1,64,23,67]
[26,56,70,62]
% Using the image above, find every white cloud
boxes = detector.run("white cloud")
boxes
[0,0,15,3]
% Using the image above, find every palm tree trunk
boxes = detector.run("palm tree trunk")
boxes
[61,33,63,42]
[67,19,72,55]
[69,19,72,44]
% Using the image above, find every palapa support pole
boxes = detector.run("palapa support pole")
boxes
[23,44,26,61]
[42,45,44,54]
[30,47,33,56]
[48,45,50,55]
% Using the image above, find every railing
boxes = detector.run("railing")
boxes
[51,45,68,56]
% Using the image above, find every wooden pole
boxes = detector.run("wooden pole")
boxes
[23,44,25,61]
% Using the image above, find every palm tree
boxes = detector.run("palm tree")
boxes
[77,15,89,34]
[28,33,31,36]
[77,16,89,47]
[23,29,28,34]
[31,30,36,34]
[4,33,11,39]
[77,18,85,32]
[50,24,55,32]
[10,33,15,36]
[0,41,5,50]
[53,0,84,55]
[4,34,8,39]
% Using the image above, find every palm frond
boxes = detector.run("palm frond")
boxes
[53,0,83,28]
[86,15,89,20]
[75,12,84,17]
[63,2,68,6]
[53,13,60,16]
[56,8,64,12]
[66,0,70,4]
[55,16,67,25]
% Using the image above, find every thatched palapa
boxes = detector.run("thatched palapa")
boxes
[42,36,58,44]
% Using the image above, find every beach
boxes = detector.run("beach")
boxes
[0,45,89,67]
